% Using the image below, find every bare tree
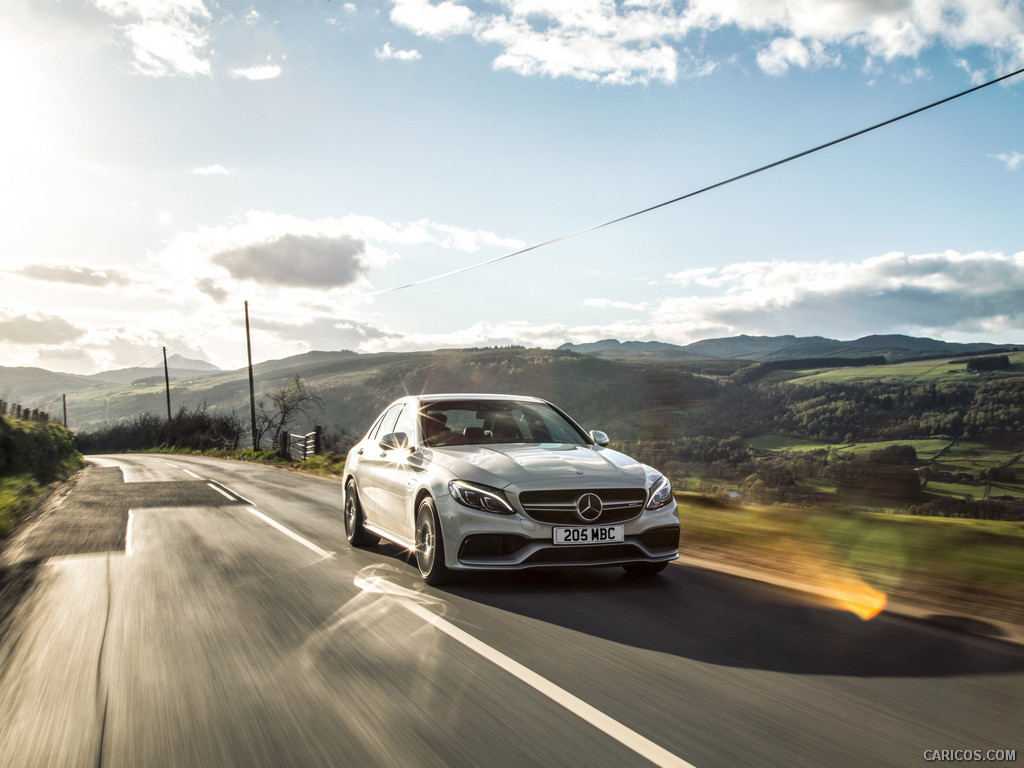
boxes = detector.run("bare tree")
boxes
[254,377,324,453]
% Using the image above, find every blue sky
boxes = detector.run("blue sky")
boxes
[1,0,1023,374]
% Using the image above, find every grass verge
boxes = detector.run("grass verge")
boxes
[0,475,43,538]
[0,456,83,539]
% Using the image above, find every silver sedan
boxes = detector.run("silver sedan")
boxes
[343,393,680,585]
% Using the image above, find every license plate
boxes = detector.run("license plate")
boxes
[553,525,624,545]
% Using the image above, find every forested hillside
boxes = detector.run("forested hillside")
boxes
[687,377,1024,444]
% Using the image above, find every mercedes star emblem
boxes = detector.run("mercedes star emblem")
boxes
[575,492,603,522]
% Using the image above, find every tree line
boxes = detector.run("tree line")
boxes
[684,378,1024,444]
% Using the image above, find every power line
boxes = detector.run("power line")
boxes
[369,64,1024,296]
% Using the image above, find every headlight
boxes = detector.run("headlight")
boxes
[646,474,673,510]
[449,480,515,515]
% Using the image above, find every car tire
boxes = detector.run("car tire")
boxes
[344,479,380,547]
[415,497,455,586]
[622,561,668,576]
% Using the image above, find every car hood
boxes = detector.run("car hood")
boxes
[426,443,649,491]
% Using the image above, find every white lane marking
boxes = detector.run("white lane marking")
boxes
[402,601,696,768]
[184,469,201,479]
[208,481,255,506]
[243,506,334,561]
[207,482,236,501]
[125,511,135,557]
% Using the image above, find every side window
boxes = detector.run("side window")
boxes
[392,405,418,445]
[366,413,386,441]
[370,404,403,442]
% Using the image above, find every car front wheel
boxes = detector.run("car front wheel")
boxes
[344,479,380,547]
[415,497,454,586]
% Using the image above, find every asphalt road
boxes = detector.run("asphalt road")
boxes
[0,455,1020,768]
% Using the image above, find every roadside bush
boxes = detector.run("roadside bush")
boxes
[0,415,83,483]
[75,407,243,454]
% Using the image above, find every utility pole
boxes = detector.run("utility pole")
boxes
[62,394,67,428]
[245,301,258,450]
[162,346,172,422]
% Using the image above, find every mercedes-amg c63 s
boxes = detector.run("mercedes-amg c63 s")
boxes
[343,394,680,585]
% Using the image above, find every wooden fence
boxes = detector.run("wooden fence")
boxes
[0,400,51,423]
[278,427,322,461]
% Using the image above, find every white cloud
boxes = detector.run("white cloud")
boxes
[232,64,282,80]
[390,0,476,38]
[387,0,1024,84]
[251,316,401,349]
[651,250,1024,342]
[426,221,523,251]
[664,266,723,287]
[989,150,1024,170]
[0,312,85,344]
[757,37,841,76]
[93,0,213,77]
[211,234,369,289]
[375,42,423,61]
[18,263,133,288]
[193,164,232,175]
[196,277,228,303]
[154,210,525,295]
[584,298,648,311]
[955,57,988,84]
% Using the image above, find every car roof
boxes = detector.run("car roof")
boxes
[414,393,547,404]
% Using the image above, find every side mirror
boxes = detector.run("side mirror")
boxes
[380,432,409,450]
[589,430,609,447]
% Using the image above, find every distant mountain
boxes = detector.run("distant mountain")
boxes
[0,367,95,404]
[559,334,1014,363]
[87,354,223,385]
[555,339,699,359]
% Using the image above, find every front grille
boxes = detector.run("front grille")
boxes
[517,488,647,525]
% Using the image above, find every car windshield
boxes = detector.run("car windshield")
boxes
[419,399,589,447]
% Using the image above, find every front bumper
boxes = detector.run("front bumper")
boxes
[435,494,680,571]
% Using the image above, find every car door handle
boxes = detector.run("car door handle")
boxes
[356,449,364,456]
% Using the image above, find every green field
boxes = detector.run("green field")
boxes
[834,438,953,460]
[745,435,955,459]
[781,350,1024,385]
[744,434,831,452]
[932,441,1023,471]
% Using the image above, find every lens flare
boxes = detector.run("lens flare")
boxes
[775,538,888,620]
